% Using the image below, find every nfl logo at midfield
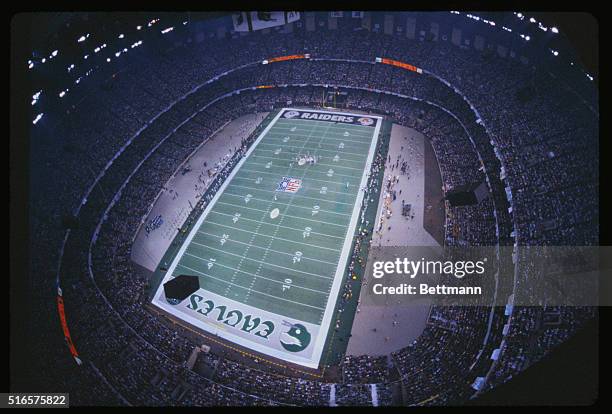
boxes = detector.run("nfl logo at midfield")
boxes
[276,176,302,193]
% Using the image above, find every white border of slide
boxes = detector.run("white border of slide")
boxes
[152,108,382,368]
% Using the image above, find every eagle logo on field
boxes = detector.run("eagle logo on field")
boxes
[280,322,311,353]
[357,117,374,126]
[284,110,300,119]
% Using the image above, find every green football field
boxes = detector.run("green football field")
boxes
[173,115,377,323]
[152,109,381,366]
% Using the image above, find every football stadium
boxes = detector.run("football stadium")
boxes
[151,109,383,367]
[11,10,601,407]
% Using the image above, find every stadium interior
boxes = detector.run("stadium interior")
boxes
[12,10,600,407]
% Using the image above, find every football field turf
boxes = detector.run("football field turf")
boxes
[152,108,382,367]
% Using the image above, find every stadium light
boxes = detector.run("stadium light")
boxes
[51,50,58,57]
[137,25,142,30]
[32,113,43,125]
[59,90,66,98]
[551,26,559,33]
[28,61,34,69]
[115,51,121,57]
[41,58,46,63]
[551,49,559,56]
[529,17,536,23]
[94,47,101,53]
[161,27,174,34]
[106,57,111,62]
[32,90,41,106]
[118,34,125,39]
[78,35,87,42]
[84,54,89,59]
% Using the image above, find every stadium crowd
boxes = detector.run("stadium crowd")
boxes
[28,19,597,406]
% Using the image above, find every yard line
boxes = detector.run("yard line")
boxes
[237,168,360,187]
[253,148,366,166]
[189,232,336,280]
[222,203,270,297]
[268,127,374,138]
[226,183,356,206]
[177,263,326,310]
[264,137,372,150]
[183,252,331,294]
[269,130,375,140]
[215,201,350,227]
[245,160,362,180]
[199,221,343,253]
[220,192,352,217]
[208,210,346,239]
[197,230,338,265]
[271,123,375,134]
[230,177,356,197]
[248,153,364,171]
[266,132,374,145]
[257,142,367,158]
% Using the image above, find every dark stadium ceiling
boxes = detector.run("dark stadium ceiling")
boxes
[27,11,598,80]
[27,12,229,54]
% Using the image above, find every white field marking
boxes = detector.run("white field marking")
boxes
[220,192,352,217]
[188,241,335,280]
[200,217,342,253]
[253,147,366,166]
[257,142,367,158]
[269,128,374,139]
[266,131,373,144]
[183,252,331,295]
[223,203,270,297]
[268,131,367,144]
[208,210,345,239]
[231,177,355,198]
[245,120,331,303]
[225,184,355,206]
[197,230,337,265]
[268,128,373,139]
[248,153,363,171]
[214,200,350,228]
[237,168,358,187]
[266,137,365,155]
[177,263,326,310]
[245,161,359,180]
